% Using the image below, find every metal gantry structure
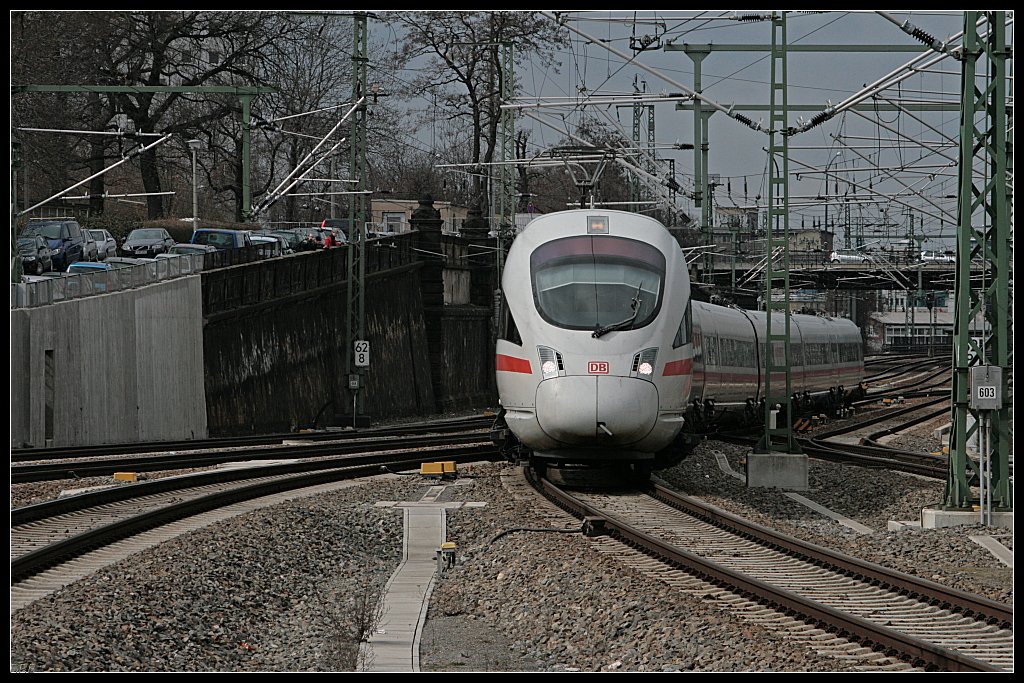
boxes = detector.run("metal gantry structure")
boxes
[756,12,801,455]
[11,84,277,223]
[944,11,1012,514]
[629,92,656,209]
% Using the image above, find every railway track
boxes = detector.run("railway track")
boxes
[530,472,1013,672]
[11,444,499,608]
[11,430,492,483]
[720,405,950,481]
[10,415,494,463]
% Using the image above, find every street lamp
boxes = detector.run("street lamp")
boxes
[187,139,203,234]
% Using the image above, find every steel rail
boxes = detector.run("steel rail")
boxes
[12,447,498,583]
[12,433,491,483]
[11,416,493,462]
[12,443,496,526]
[532,473,1008,671]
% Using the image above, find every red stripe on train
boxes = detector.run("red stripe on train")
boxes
[496,354,532,374]
[663,358,694,376]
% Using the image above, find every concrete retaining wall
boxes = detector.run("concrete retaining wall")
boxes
[438,306,496,411]
[10,276,208,447]
[202,264,437,435]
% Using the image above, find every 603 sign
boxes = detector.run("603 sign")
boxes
[354,340,370,367]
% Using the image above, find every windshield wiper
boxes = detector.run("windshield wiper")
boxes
[592,282,643,339]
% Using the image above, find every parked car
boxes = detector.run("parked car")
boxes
[829,249,870,264]
[105,256,154,267]
[190,228,253,250]
[65,259,139,293]
[17,235,53,275]
[155,243,218,259]
[920,249,954,264]
[81,229,99,261]
[252,230,296,254]
[269,229,304,251]
[250,234,287,257]
[122,228,176,257]
[66,261,122,274]
[88,229,118,260]
[21,219,88,270]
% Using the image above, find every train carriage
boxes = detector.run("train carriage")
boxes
[493,209,865,474]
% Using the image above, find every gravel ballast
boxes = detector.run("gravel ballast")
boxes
[11,445,1013,672]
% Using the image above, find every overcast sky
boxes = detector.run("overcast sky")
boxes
[492,10,1008,250]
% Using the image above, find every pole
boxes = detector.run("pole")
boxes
[756,12,800,455]
[191,146,199,234]
[944,11,1011,512]
[240,95,252,222]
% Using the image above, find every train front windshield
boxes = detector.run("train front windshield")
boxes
[530,235,665,331]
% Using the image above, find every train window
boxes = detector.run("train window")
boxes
[740,339,756,364]
[530,236,666,331]
[497,291,522,346]
[705,334,718,365]
[672,299,692,349]
[814,342,825,365]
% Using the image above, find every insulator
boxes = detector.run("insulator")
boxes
[734,113,755,128]
[910,26,940,49]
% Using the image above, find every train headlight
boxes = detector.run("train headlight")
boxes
[538,346,565,379]
[631,348,658,380]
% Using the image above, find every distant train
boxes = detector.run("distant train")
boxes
[492,209,865,478]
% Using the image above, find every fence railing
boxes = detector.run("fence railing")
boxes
[201,232,418,316]
[11,254,206,309]
[14,232,425,311]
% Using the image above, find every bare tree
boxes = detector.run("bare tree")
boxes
[387,11,567,213]
[13,11,306,220]
[207,15,353,222]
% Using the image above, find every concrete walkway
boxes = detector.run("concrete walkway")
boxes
[362,502,445,672]
[361,483,486,672]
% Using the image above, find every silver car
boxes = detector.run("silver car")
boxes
[81,229,99,261]
[88,229,118,260]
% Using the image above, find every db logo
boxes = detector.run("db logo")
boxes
[588,361,609,374]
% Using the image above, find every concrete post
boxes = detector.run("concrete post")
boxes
[410,195,445,407]
[460,203,494,308]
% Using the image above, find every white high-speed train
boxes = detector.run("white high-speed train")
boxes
[493,209,865,476]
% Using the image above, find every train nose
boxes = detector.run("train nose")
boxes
[535,376,658,446]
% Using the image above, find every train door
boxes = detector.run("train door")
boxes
[790,318,806,395]
[738,309,763,405]
[689,302,708,404]
[826,327,840,388]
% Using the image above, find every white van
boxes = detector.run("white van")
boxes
[829,250,870,264]
[920,249,954,263]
